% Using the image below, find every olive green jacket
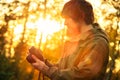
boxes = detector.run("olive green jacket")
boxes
[44,24,109,80]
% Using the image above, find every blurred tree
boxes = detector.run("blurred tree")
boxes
[98,0,120,80]
[0,0,65,80]
[0,1,36,80]
[0,3,16,79]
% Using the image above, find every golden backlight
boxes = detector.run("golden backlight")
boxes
[35,18,63,43]
[1,0,120,79]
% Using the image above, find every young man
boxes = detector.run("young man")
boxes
[26,0,109,80]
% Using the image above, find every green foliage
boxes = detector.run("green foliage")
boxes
[0,54,14,80]
[0,42,34,80]
[0,52,34,80]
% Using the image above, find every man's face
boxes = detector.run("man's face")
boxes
[64,17,80,36]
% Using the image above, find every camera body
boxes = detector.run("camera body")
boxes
[26,46,44,63]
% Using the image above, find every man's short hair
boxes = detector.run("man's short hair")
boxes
[61,0,94,25]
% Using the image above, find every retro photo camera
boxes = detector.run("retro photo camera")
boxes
[26,46,44,63]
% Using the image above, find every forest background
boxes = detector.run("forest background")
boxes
[0,0,120,80]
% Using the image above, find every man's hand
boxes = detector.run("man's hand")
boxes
[31,55,49,73]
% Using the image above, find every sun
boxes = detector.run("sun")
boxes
[36,18,63,42]
[26,17,64,44]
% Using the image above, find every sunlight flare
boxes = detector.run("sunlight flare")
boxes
[35,18,63,43]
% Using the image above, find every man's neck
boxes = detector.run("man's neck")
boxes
[80,24,93,34]
[70,24,93,37]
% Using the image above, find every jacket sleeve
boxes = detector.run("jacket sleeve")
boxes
[44,38,109,80]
